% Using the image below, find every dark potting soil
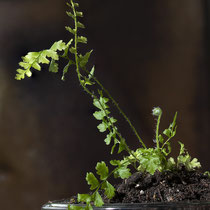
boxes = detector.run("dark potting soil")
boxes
[108,169,210,203]
[51,168,210,205]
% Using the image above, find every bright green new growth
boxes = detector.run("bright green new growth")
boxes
[16,40,69,80]
[16,1,202,209]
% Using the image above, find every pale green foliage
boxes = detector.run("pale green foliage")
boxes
[16,40,67,80]
[78,194,92,204]
[116,148,164,175]
[101,181,115,199]
[137,148,164,174]
[49,59,59,73]
[80,66,95,86]
[93,93,125,155]
[93,192,104,206]
[78,51,93,68]
[68,205,85,210]
[16,0,205,209]
[86,172,99,190]
[68,203,93,210]
[177,142,201,170]
[110,159,131,179]
[62,60,74,81]
[84,161,116,207]
[204,171,210,177]
[76,192,104,208]
[110,111,201,175]
[148,111,201,173]
[96,161,109,180]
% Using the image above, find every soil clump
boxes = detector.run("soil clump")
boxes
[107,168,210,203]
[51,168,210,205]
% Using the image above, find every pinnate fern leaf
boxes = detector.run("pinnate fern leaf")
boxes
[93,192,104,207]
[96,161,109,180]
[15,40,67,80]
[101,181,115,199]
[86,172,99,190]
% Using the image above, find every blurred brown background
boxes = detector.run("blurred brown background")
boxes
[0,0,209,209]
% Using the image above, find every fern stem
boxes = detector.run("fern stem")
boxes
[70,0,140,165]
[70,0,146,150]
[156,114,161,150]
[91,73,146,149]
[81,67,146,149]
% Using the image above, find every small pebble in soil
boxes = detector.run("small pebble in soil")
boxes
[140,190,144,195]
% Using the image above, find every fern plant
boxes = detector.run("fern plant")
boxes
[16,1,202,209]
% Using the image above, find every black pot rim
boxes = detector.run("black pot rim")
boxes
[42,201,210,210]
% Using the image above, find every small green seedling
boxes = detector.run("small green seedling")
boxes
[16,1,202,209]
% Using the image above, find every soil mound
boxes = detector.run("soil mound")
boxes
[107,168,210,203]
[52,168,210,205]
